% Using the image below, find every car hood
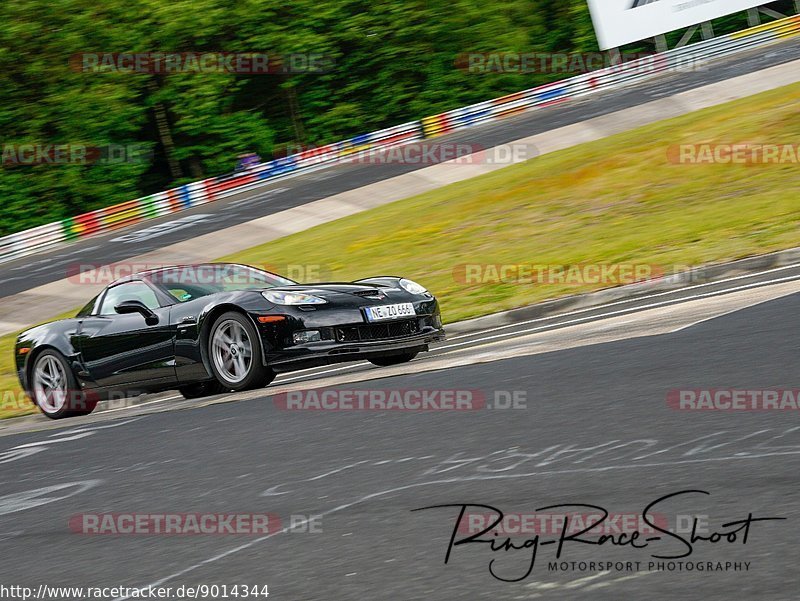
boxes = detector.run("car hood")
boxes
[256,283,432,307]
[265,283,399,299]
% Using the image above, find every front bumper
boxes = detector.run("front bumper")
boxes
[265,327,446,372]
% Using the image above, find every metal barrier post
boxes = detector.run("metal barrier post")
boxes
[676,25,700,48]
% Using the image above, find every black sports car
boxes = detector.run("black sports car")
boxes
[15,263,445,419]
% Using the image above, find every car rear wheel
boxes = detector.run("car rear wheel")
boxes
[368,352,419,367]
[178,380,228,400]
[208,312,275,391]
[31,350,97,419]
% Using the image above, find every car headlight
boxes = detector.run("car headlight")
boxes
[263,290,327,305]
[398,278,428,295]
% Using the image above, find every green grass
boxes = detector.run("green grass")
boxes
[224,82,800,321]
[3,82,799,419]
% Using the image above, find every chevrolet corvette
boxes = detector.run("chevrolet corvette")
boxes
[14,263,445,419]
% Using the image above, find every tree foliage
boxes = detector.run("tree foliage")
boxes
[0,0,794,235]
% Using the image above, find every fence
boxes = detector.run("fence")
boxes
[2,14,798,264]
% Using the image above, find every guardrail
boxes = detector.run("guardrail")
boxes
[1,14,798,264]
[0,121,422,263]
[422,14,800,137]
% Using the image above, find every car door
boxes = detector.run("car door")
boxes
[75,280,178,390]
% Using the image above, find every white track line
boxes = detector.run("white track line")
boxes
[446,261,800,341]
[437,272,800,351]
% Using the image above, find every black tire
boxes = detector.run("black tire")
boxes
[178,380,228,400]
[368,352,419,367]
[29,350,98,419]
[207,311,275,391]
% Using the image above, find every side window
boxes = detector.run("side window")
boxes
[98,282,161,316]
[76,294,102,317]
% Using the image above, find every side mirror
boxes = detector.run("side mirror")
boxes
[115,300,159,325]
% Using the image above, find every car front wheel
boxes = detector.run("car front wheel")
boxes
[208,312,275,391]
[30,350,97,419]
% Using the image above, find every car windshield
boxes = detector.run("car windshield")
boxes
[146,264,296,303]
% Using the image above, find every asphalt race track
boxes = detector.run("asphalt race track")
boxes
[1,38,799,298]
[1,278,798,600]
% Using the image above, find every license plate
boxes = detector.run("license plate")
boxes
[364,303,415,322]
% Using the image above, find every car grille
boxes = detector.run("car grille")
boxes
[335,319,418,342]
